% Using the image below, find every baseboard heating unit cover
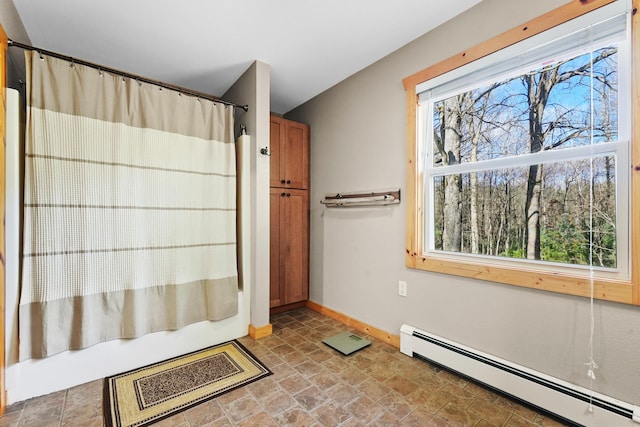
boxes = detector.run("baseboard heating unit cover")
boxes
[400,324,640,427]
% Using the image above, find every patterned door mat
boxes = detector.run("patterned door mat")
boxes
[104,340,272,427]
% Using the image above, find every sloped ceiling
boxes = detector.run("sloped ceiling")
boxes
[6,0,481,114]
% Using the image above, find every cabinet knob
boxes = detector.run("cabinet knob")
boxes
[281,179,286,184]
[281,192,286,197]
[286,193,291,197]
[286,180,291,184]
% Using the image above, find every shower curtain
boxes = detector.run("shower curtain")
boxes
[19,52,238,360]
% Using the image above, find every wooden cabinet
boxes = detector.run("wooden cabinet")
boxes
[270,116,310,311]
[270,188,309,308]
[270,116,309,189]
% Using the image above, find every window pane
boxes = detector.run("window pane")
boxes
[432,156,617,268]
[431,46,618,167]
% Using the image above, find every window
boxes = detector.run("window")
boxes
[403,0,640,304]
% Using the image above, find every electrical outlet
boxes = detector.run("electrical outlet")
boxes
[398,280,407,297]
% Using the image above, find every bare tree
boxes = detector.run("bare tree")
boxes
[467,90,493,254]
[431,46,618,267]
[437,94,466,251]
[522,47,617,260]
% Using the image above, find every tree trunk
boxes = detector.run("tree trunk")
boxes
[504,183,511,254]
[469,111,482,255]
[525,163,543,259]
[442,95,463,252]
[470,172,479,254]
[485,173,494,255]
[523,72,553,260]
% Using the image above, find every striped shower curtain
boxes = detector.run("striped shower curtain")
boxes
[19,52,238,360]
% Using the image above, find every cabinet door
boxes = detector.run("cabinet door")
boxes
[283,121,309,190]
[269,188,284,308]
[269,117,285,187]
[281,189,309,304]
[269,188,309,308]
[270,116,309,189]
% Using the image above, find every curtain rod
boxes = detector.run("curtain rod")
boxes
[8,39,249,112]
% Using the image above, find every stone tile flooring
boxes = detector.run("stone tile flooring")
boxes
[0,307,571,426]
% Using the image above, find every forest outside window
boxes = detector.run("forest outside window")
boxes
[403,0,640,304]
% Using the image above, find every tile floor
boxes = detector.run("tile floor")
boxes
[0,308,572,427]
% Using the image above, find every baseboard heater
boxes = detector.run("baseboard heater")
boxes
[400,325,640,427]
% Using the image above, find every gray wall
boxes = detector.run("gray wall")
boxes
[224,61,272,330]
[1,0,29,90]
[287,0,640,404]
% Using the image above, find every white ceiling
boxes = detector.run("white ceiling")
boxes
[8,0,481,114]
